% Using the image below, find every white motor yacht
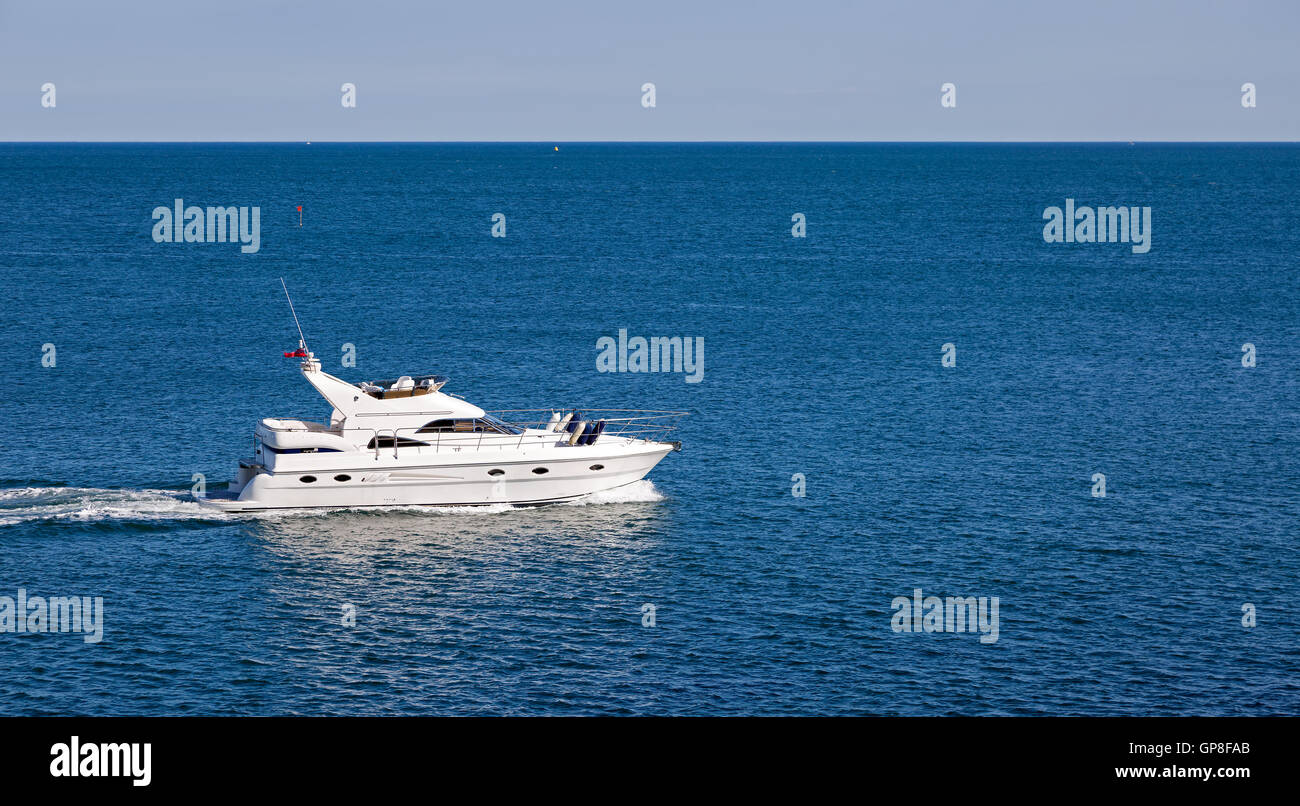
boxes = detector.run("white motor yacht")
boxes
[199,337,684,512]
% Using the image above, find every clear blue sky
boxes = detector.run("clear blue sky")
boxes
[1,0,1296,140]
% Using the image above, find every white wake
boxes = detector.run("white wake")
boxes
[562,480,665,506]
[0,480,665,526]
[0,487,229,526]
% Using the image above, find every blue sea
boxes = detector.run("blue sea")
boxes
[0,143,1296,715]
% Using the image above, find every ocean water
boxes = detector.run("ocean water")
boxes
[0,143,1297,715]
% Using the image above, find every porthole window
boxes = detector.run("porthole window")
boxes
[589,464,605,471]
[334,474,351,482]
[531,467,549,475]
[488,469,505,476]
[300,475,317,484]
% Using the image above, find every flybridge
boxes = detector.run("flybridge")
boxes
[151,198,261,254]
[356,374,450,399]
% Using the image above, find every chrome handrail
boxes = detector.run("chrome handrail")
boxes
[255,410,687,456]
[487,410,687,443]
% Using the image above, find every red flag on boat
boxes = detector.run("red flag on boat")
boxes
[284,348,308,358]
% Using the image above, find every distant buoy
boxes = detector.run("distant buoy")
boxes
[554,146,559,151]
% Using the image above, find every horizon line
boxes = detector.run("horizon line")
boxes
[2,139,1298,145]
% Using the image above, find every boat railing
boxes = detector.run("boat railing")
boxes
[488,409,687,446]
[258,410,687,459]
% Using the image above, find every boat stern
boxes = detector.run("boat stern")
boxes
[195,461,265,512]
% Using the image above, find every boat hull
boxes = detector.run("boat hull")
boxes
[198,443,674,512]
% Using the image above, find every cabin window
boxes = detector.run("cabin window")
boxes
[299,476,317,483]
[416,417,524,436]
[416,419,456,433]
[531,467,549,475]
[334,474,351,482]
[415,419,480,434]
[366,436,430,450]
[487,469,505,476]
[589,464,605,471]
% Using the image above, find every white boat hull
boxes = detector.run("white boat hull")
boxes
[199,442,675,512]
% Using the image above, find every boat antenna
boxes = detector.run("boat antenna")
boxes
[280,277,308,352]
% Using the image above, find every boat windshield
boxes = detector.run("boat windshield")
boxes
[479,414,524,435]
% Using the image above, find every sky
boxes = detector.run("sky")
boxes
[1,0,1297,141]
